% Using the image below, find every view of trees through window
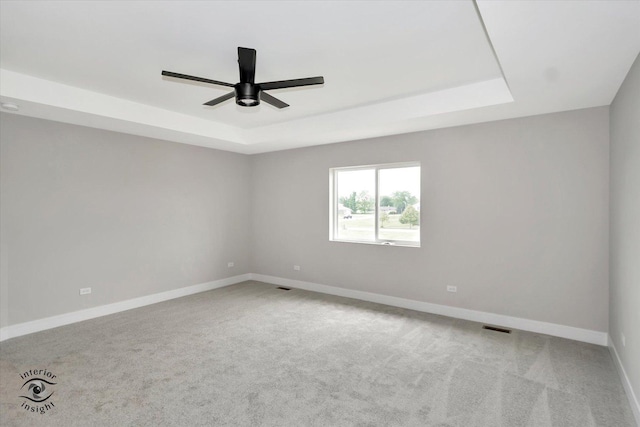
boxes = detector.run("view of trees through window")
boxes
[333,164,420,245]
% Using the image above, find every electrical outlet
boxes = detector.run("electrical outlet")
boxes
[79,287,91,296]
[447,286,457,293]
[293,265,301,271]
[227,262,234,268]
[622,333,626,347]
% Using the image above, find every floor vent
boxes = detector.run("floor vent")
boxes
[276,287,291,291]
[482,325,511,334]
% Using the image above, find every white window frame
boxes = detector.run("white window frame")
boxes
[329,162,421,247]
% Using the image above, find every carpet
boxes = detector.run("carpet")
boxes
[0,281,635,426]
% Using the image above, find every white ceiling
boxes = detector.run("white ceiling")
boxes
[1,1,638,154]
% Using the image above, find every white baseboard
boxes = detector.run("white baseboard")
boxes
[0,273,609,348]
[0,274,251,342]
[609,340,640,425]
[249,273,609,346]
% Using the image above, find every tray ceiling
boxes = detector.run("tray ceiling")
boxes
[1,1,638,153]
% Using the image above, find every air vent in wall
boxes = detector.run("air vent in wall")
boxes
[482,325,512,334]
[276,287,291,291]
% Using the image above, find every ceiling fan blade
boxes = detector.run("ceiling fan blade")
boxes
[259,76,324,91]
[162,71,234,87]
[238,47,256,84]
[203,91,235,106]
[260,91,289,109]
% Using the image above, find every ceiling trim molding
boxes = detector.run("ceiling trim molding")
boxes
[2,68,513,154]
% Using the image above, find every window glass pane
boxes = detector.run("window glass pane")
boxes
[336,169,375,241]
[378,167,420,242]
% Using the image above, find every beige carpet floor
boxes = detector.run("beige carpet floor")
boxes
[0,280,635,426]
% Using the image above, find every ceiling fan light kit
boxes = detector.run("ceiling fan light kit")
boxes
[235,82,260,107]
[162,47,324,109]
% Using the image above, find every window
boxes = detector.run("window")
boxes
[330,163,420,246]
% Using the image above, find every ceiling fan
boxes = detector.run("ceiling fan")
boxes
[162,47,324,109]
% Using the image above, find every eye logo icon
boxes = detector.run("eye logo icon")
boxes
[20,378,56,403]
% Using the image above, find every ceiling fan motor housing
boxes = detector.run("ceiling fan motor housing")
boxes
[235,82,260,107]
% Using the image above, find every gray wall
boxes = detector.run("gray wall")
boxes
[610,54,640,403]
[251,107,610,332]
[0,113,251,327]
[1,106,614,336]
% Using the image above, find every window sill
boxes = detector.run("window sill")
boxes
[330,239,420,248]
